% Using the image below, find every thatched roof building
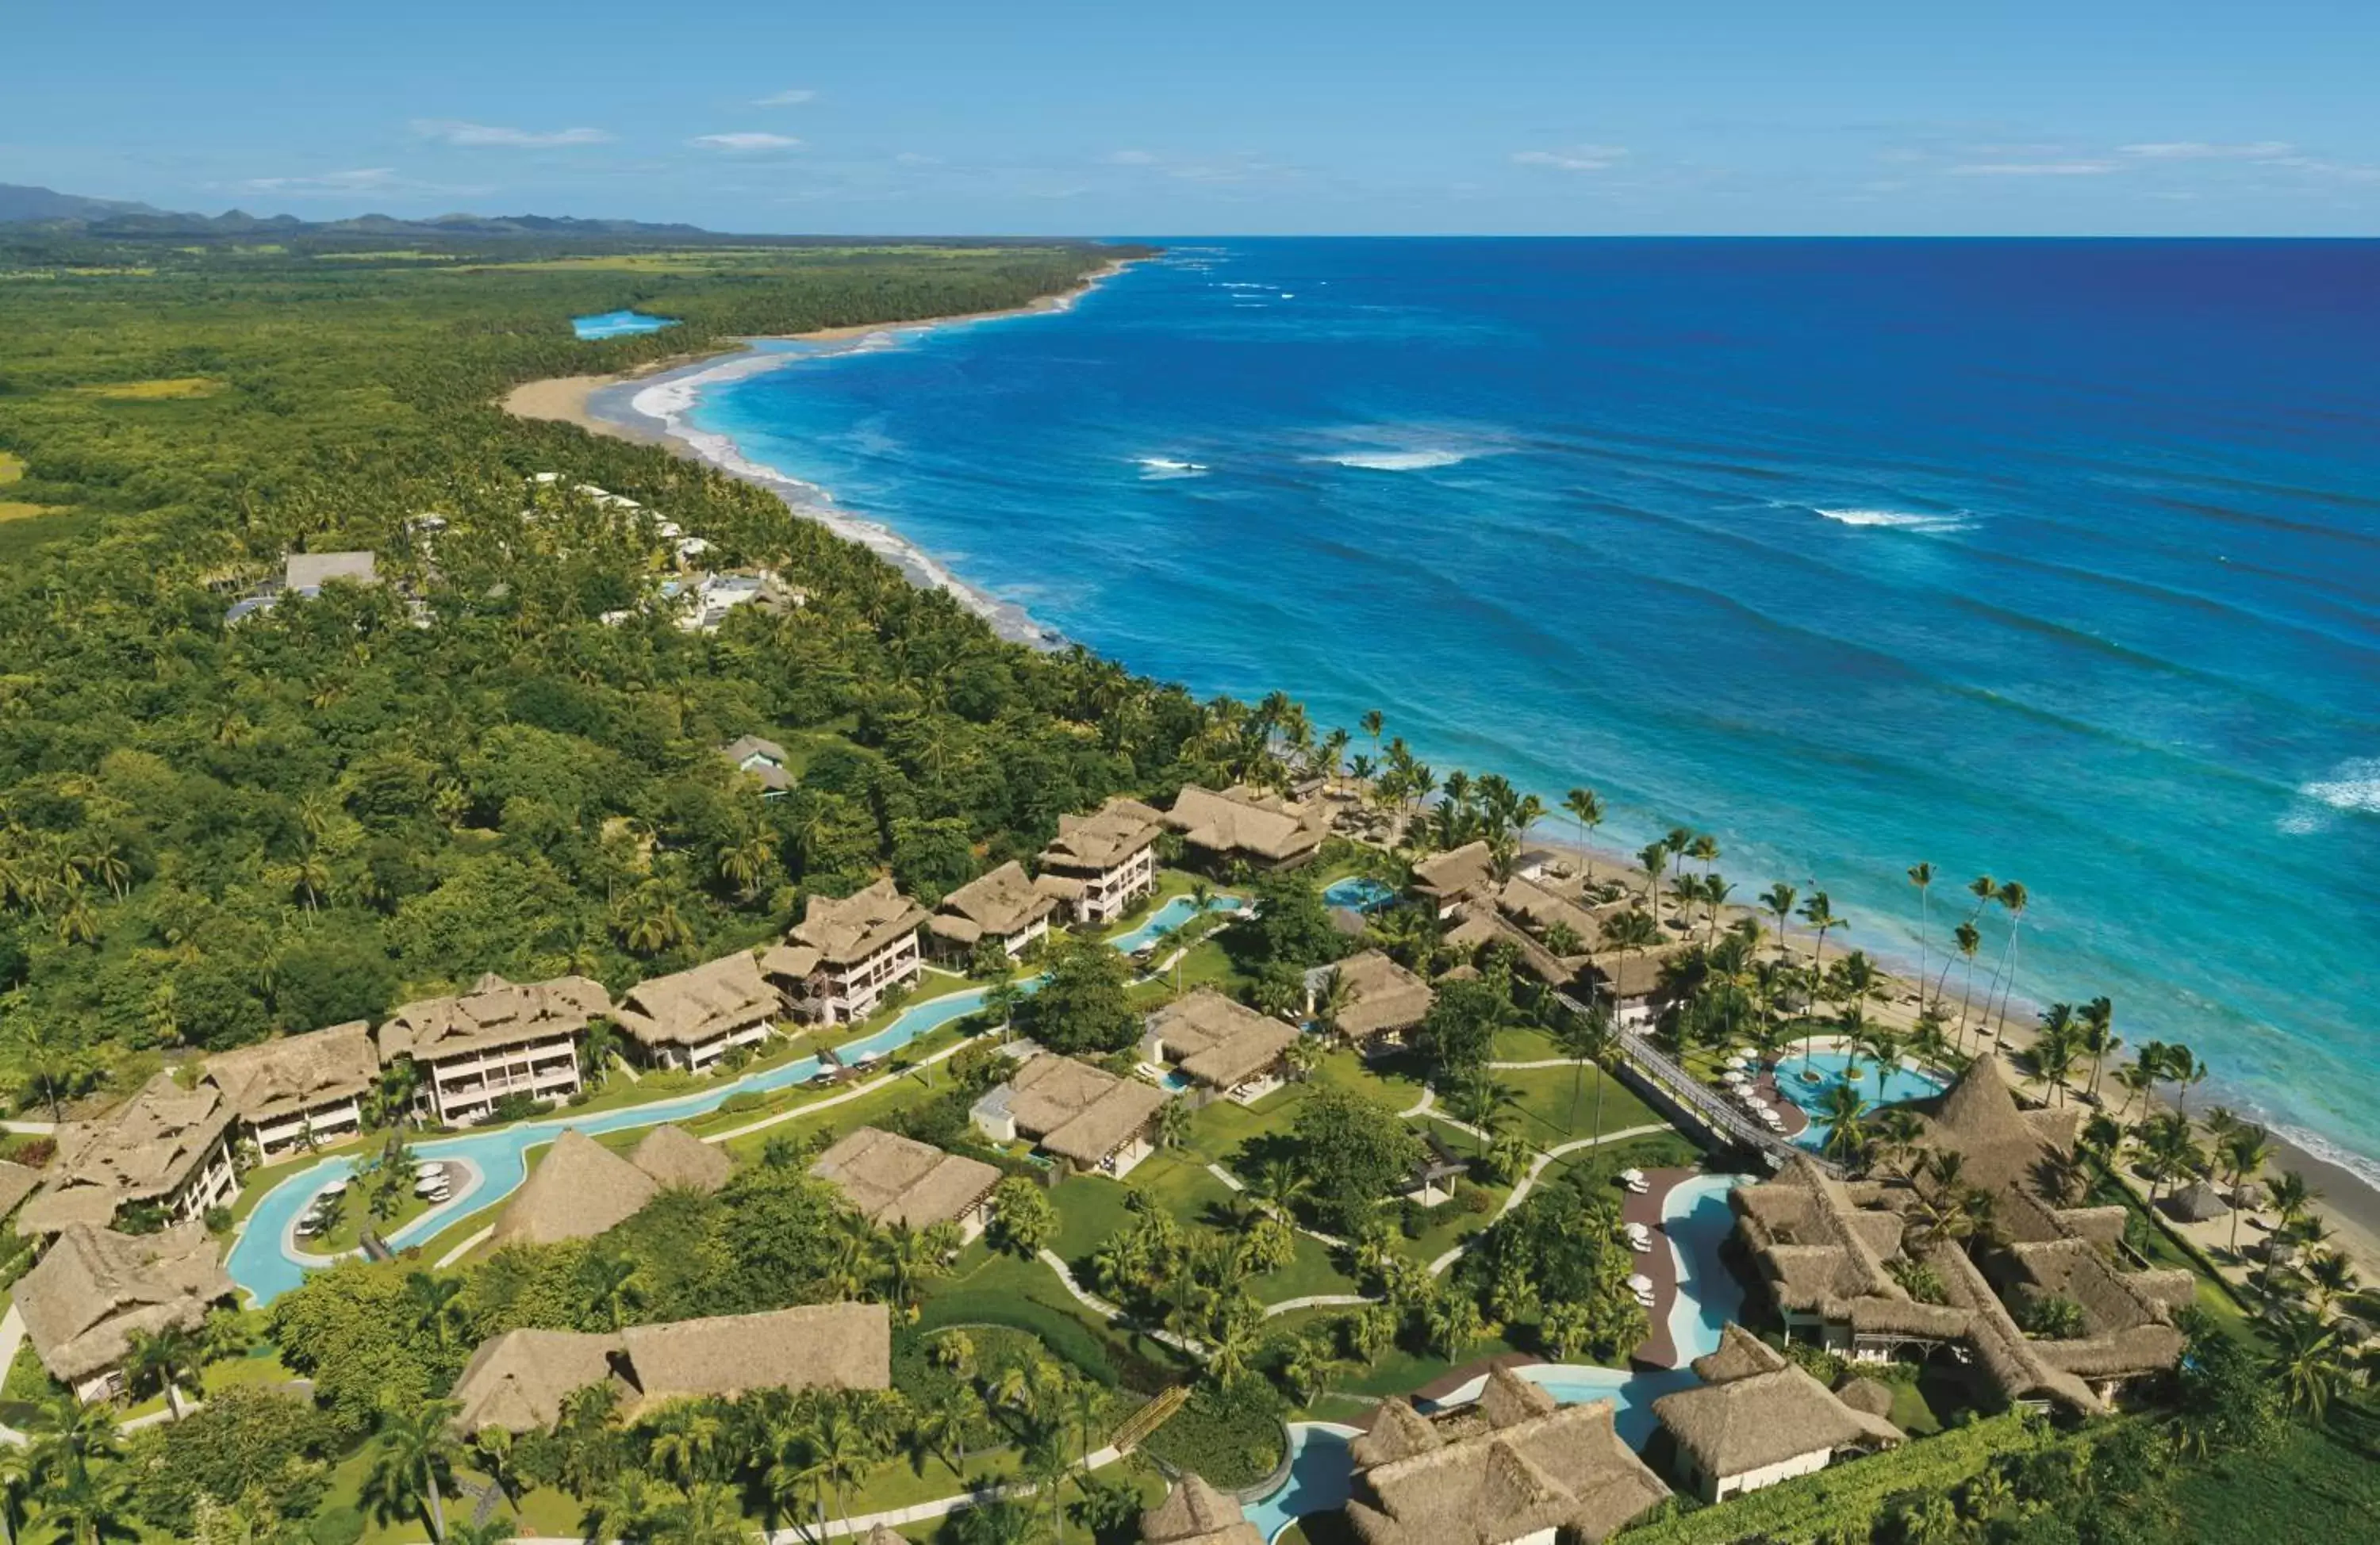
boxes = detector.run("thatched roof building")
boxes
[1164,784,1329,869]
[16,1222,232,1393]
[1411,841,1497,910]
[1345,1370,1669,1545]
[378,973,612,1065]
[1654,1325,1902,1501]
[612,951,778,1060]
[763,877,929,979]
[202,1021,378,1130]
[492,1125,724,1246]
[1310,950,1434,1046]
[1143,989,1299,1091]
[1142,1473,1264,1545]
[973,1054,1168,1170]
[926,861,1057,949]
[810,1127,1000,1231]
[22,1072,237,1236]
[449,1302,889,1432]
[1040,797,1166,874]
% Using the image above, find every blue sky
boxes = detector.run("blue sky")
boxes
[9,1,2378,235]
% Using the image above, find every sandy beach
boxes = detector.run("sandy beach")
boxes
[500,255,1140,447]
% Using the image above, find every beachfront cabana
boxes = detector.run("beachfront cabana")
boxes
[2166,1179,2230,1223]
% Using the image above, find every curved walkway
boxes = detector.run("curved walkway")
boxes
[1423,1121,1672,1276]
[1035,1248,1207,1358]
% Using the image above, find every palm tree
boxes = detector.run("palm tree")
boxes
[1554,1006,1614,1141]
[1563,788,1604,883]
[363,1397,463,1541]
[581,1467,658,1544]
[1906,861,1934,1014]
[1949,920,1983,1051]
[121,1326,201,1421]
[2269,1313,2351,1420]
[652,1480,747,1545]
[1797,891,1838,976]
[1979,880,2028,1046]
[585,1252,643,1331]
[405,1270,466,1351]
[1760,883,1798,960]
[1599,908,1661,1034]
[1636,841,1668,913]
[2166,1044,2209,1117]
[2032,1003,2081,1106]
[1852,1021,1904,1110]
[2078,996,2118,1102]
[33,1467,135,1545]
[1818,1083,1870,1167]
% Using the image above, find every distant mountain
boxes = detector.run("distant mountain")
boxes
[0,183,168,222]
[0,182,718,240]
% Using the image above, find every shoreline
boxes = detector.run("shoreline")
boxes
[500,255,1140,646]
[1512,826,2380,1276]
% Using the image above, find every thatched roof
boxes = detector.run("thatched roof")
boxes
[628,1124,731,1193]
[16,1223,231,1382]
[1652,1362,1902,1482]
[810,1127,1000,1230]
[720,734,792,792]
[23,1072,236,1234]
[203,1022,379,1125]
[1142,1473,1264,1545]
[778,878,928,970]
[378,973,611,1065]
[1915,1057,2079,1195]
[1314,950,1434,1042]
[0,1161,38,1221]
[2167,1179,2229,1222]
[1146,990,1299,1090]
[1926,1239,2101,1415]
[1165,784,1328,865]
[1352,1397,1442,1470]
[1691,1323,1789,1384]
[1479,1363,1560,1428]
[1497,875,1604,951]
[1041,796,1166,872]
[1411,841,1496,904]
[1345,1397,1668,1545]
[1835,1376,1898,1419]
[613,951,777,1051]
[992,1055,1168,1165]
[493,1130,658,1246]
[450,1302,889,1432]
[927,861,1057,945]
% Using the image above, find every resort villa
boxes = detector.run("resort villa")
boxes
[925,861,1058,961]
[1163,784,1330,871]
[762,878,928,1025]
[1732,1062,2190,1414]
[1306,949,1435,1054]
[809,1126,1003,1241]
[491,1126,727,1247]
[202,1019,380,1160]
[1345,1367,1672,1545]
[971,1052,1169,1178]
[1142,989,1301,1104]
[447,1302,890,1435]
[612,950,780,1072]
[719,734,793,795]
[15,1222,233,1401]
[1035,796,1165,925]
[20,1072,239,1236]
[1142,1474,1265,1545]
[376,972,611,1128]
[1411,840,1499,917]
[1652,1325,1904,1502]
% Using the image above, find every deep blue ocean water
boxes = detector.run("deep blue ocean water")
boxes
[676,239,2380,1177]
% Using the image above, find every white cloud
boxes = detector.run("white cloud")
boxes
[1947,160,2120,177]
[2119,140,2293,161]
[1512,145,1629,172]
[755,88,817,106]
[411,120,609,148]
[689,132,803,152]
[1103,150,1157,165]
[235,168,399,195]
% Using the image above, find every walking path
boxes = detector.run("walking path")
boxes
[1035,1248,1207,1357]
[1422,1122,1669,1275]
[1261,1294,1373,1319]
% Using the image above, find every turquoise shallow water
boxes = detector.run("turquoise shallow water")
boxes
[572,309,676,339]
[670,239,2380,1183]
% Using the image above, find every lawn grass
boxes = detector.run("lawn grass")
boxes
[0,451,24,485]
[75,375,225,400]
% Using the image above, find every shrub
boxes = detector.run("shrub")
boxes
[719,1091,769,1114]
[309,1505,367,1545]
[1140,1376,1287,1488]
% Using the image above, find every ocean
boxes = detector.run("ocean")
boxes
[615,238,2380,1182]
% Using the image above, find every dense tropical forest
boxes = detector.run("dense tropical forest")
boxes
[0,229,1217,1106]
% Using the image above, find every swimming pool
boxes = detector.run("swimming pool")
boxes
[571,309,678,339]
[1771,1049,1948,1151]
[225,982,1008,1304]
[1322,876,1396,913]
[1109,891,1248,956]
[1242,1171,1745,1542]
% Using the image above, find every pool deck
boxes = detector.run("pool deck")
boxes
[1748,1068,1812,1141]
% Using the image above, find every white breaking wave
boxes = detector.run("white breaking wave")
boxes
[1137,456,1211,480]
[2278,757,2380,834]
[1323,448,1472,471]
[2271,1121,2380,1194]
[1813,505,1970,532]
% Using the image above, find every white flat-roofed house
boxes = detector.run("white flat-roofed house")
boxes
[377,973,610,1127]
[926,862,1058,962]
[761,879,929,1026]
[1142,989,1300,1105]
[1035,797,1166,925]
[18,1073,240,1238]
[203,1020,381,1160]
[614,951,779,1073]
